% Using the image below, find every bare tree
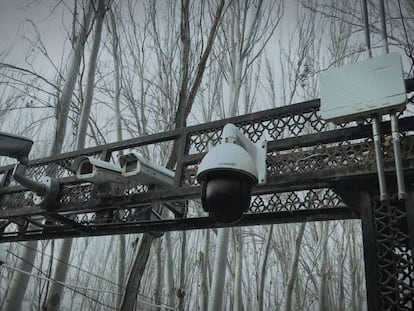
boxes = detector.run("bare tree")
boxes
[44,1,103,310]
[119,1,226,309]
[208,1,284,309]
[76,0,107,149]
[50,0,94,155]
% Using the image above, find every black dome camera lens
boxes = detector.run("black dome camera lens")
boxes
[201,171,254,224]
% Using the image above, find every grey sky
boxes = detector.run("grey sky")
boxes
[0,0,68,63]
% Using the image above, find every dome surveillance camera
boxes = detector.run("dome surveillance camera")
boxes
[196,124,266,224]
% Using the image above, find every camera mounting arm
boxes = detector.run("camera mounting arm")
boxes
[12,163,59,207]
[0,132,59,207]
[13,164,47,196]
[222,124,267,184]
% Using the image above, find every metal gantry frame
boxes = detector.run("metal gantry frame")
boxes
[1,80,414,310]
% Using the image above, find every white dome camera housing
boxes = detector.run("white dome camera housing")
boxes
[196,124,267,224]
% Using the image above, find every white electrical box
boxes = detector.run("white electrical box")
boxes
[320,52,407,124]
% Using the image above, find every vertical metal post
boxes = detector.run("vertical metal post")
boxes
[372,116,388,202]
[360,0,372,57]
[174,133,190,188]
[378,0,389,54]
[359,191,381,311]
[362,0,389,202]
[390,112,406,200]
[406,191,414,255]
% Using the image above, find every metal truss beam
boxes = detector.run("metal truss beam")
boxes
[0,79,413,243]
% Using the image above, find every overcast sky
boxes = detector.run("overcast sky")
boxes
[0,0,69,64]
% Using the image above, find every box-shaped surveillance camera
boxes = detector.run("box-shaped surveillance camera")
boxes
[320,52,407,124]
[119,152,175,187]
[72,156,126,184]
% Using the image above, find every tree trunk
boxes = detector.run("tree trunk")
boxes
[284,222,306,311]
[108,8,126,308]
[45,2,102,309]
[258,225,273,311]
[50,1,93,155]
[117,236,126,309]
[200,229,210,311]
[120,233,155,311]
[69,238,90,310]
[3,3,93,310]
[118,1,226,308]
[338,222,348,311]
[154,239,163,311]
[165,232,176,309]
[228,50,243,117]
[76,0,106,148]
[109,8,123,147]
[44,239,73,311]
[208,228,230,311]
[233,227,243,311]
[2,240,37,311]
[350,223,357,311]
[177,231,187,311]
[318,222,330,311]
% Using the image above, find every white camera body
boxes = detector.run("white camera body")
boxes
[119,152,175,187]
[196,123,267,224]
[73,156,127,184]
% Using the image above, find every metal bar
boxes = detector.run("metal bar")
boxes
[405,77,414,92]
[359,191,381,311]
[0,168,12,188]
[390,111,406,200]
[362,0,389,204]
[12,164,47,196]
[2,148,414,220]
[360,0,372,57]
[406,191,414,256]
[0,207,356,242]
[372,116,388,202]
[378,0,389,53]
[0,80,412,175]
[267,116,414,152]
[174,133,189,187]
[48,213,95,233]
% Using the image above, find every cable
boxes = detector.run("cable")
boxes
[15,241,122,288]
[2,264,121,296]
[1,264,118,310]
[15,240,167,303]
[3,250,177,310]
[2,264,177,310]
[5,249,52,279]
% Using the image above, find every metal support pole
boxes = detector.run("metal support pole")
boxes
[359,191,381,311]
[378,0,389,54]
[372,116,388,202]
[360,0,372,57]
[390,111,406,200]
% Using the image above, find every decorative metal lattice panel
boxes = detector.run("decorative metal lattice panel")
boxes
[373,197,414,310]
[1,82,413,311]
[0,98,413,242]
